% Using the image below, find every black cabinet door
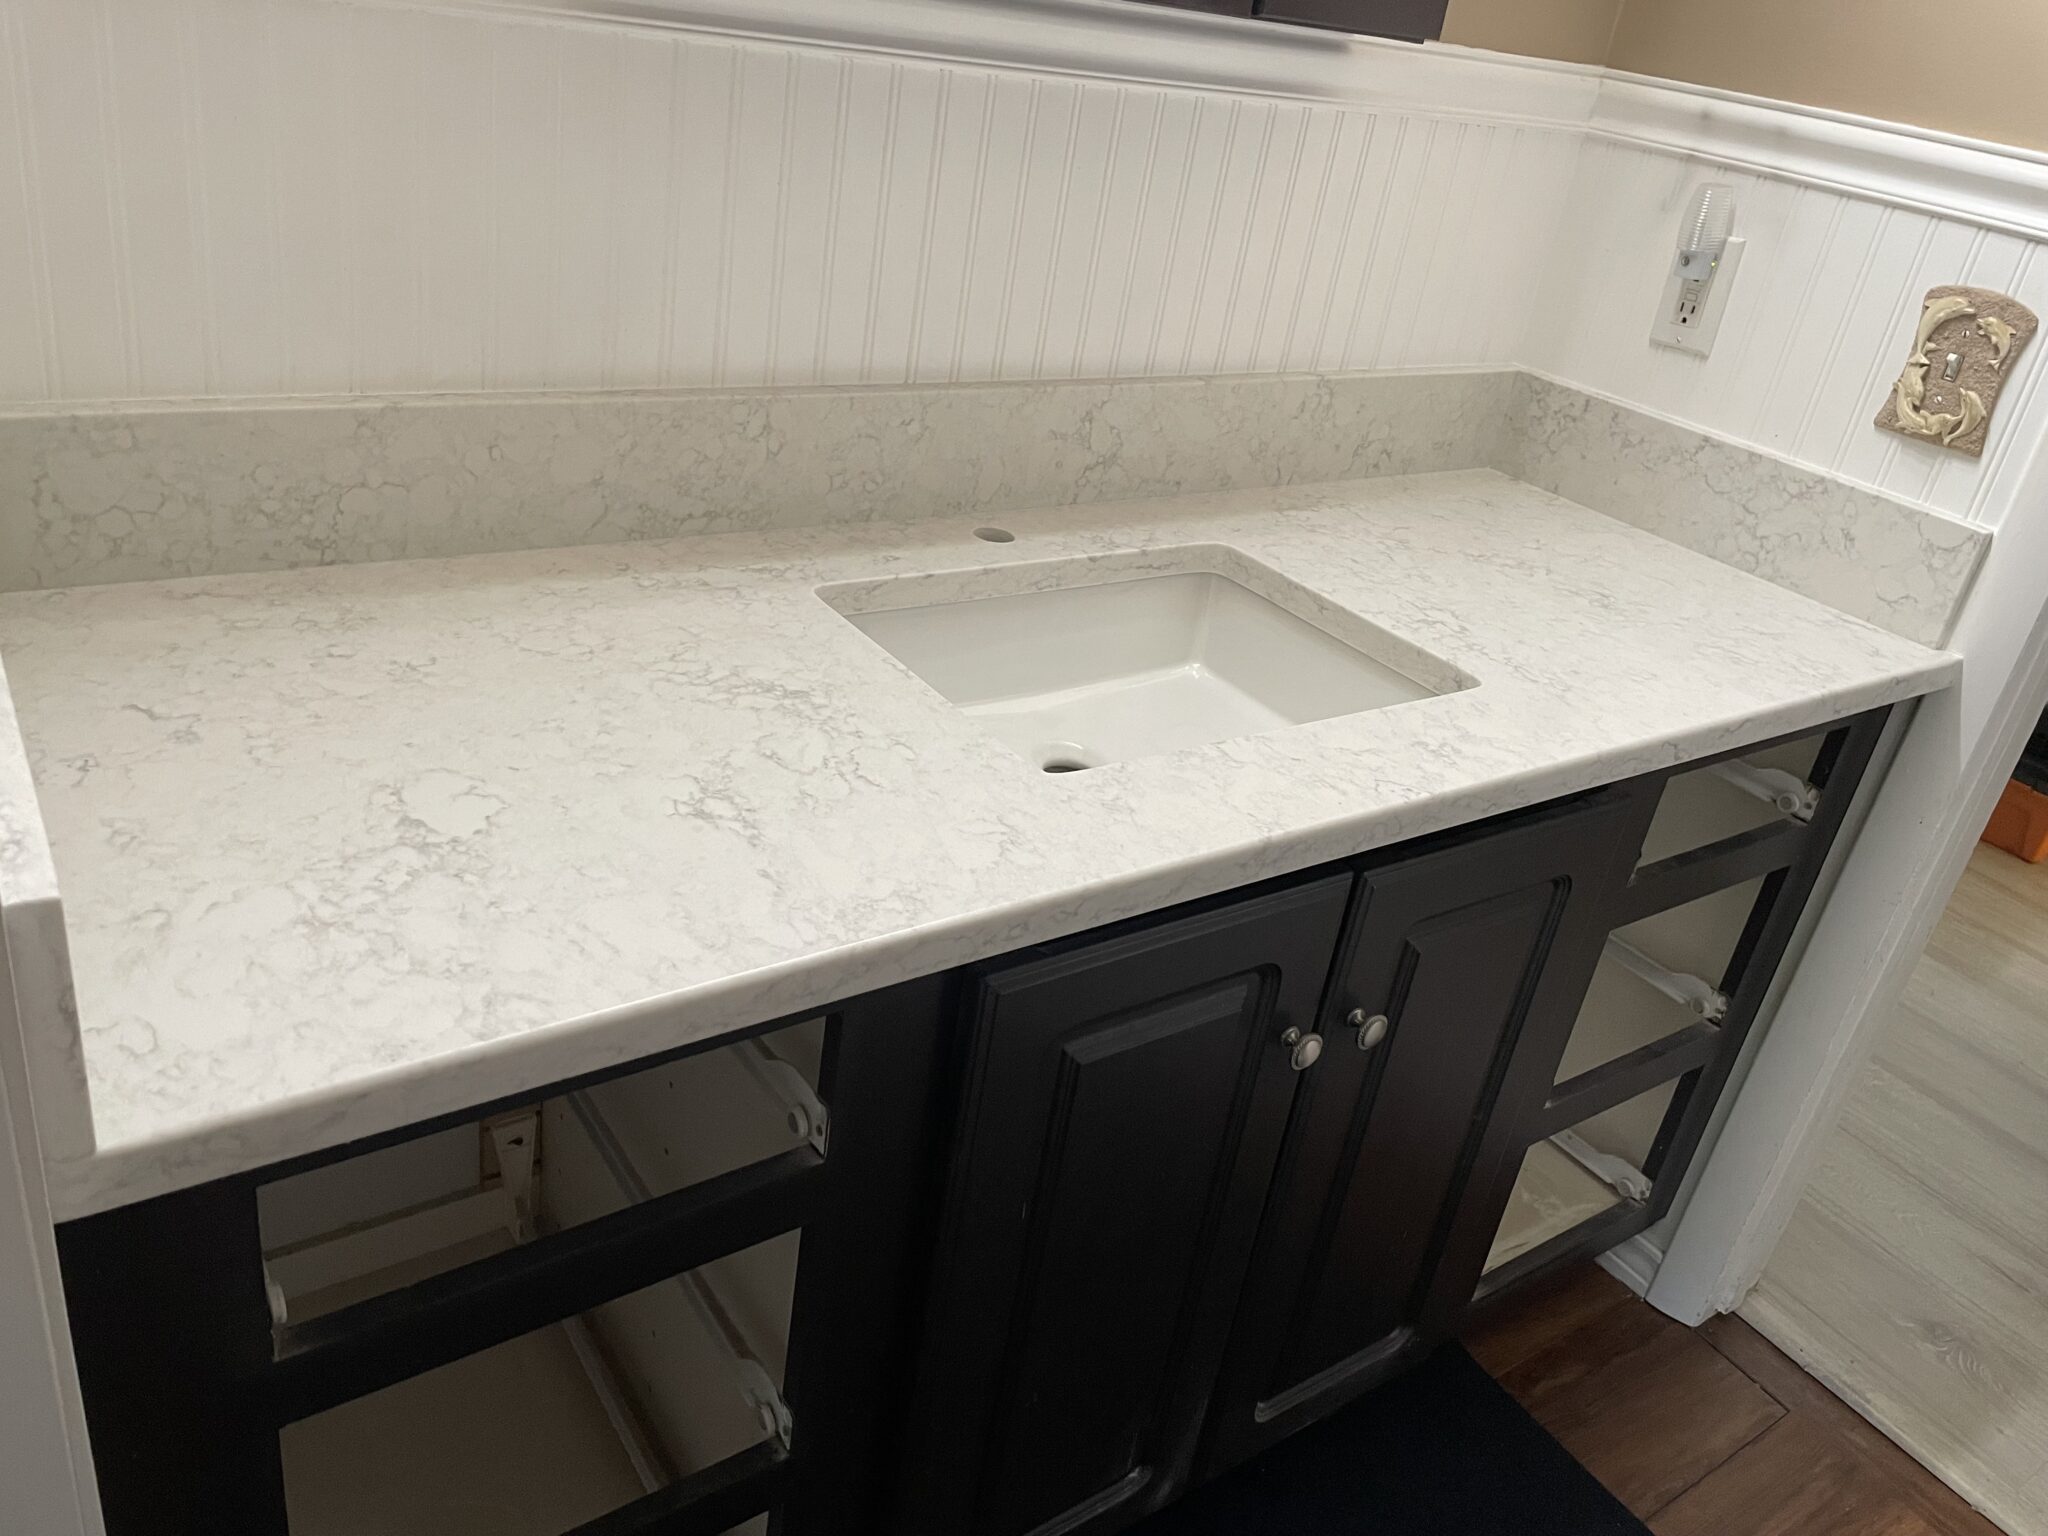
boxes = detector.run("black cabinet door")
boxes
[1206,793,1638,1467]
[894,874,1353,1536]
[1255,0,1449,39]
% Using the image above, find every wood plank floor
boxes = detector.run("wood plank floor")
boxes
[1467,1265,2007,1536]
[1747,842,2048,1535]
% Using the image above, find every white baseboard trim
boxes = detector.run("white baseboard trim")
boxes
[1594,1230,1665,1300]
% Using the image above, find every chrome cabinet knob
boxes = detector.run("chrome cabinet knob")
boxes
[1280,1026,1324,1071]
[1348,1009,1390,1051]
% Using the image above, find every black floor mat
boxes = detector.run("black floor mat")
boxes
[1129,1345,1651,1536]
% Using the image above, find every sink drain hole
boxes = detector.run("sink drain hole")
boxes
[1037,740,1102,774]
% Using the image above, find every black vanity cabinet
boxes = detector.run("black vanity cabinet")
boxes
[893,875,1355,1536]
[57,708,1896,1536]
[1204,793,1638,1467]
[895,793,1647,1532]
[888,693,1896,1529]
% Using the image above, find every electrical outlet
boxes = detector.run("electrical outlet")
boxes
[1652,237,1744,356]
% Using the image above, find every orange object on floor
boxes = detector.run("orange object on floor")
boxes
[1981,778,2048,862]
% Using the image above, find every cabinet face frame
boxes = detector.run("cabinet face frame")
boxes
[56,979,956,1536]
[1439,707,1893,1325]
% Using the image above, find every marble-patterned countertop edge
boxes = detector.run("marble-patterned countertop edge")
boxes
[0,469,1958,1217]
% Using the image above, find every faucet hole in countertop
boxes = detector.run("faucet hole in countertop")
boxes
[974,526,1015,543]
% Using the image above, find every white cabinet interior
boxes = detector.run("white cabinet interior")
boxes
[262,1022,824,1536]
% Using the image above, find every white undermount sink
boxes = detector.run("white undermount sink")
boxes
[825,548,1472,772]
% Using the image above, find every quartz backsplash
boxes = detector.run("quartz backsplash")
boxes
[0,368,1986,646]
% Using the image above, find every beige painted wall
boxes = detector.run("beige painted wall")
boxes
[1440,0,1623,66]
[1606,0,2048,152]
[1443,0,2048,153]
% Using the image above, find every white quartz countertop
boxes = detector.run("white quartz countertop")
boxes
[0,469,1957,1218]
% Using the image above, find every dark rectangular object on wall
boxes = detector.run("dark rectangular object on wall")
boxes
[1120,0,1447,39]
[1126,0,1256,13]
[1255,0,1450,40]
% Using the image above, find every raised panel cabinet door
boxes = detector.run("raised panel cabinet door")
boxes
[1254,0,1449,39]
[894,874,1354,1536]
[1206,793,1639,1468]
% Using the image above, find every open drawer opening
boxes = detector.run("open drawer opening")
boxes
[259,1018,826,1326]
[1480,1078,1683,1281]
[279,1224,794,1536]
[1633,733,1826,870]
[1550,878,1766,1094]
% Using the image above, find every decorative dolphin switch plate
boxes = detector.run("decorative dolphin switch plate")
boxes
[1875,286,2038,457]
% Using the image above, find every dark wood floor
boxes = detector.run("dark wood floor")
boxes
[1463,1265,2007,1536]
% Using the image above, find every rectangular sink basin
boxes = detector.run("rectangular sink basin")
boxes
[825,550,1470,772]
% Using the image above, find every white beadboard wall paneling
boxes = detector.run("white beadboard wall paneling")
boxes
[0,8,52,404]
[0,0,1588,406]
[422,0,1607,123]
[1525,134,2048,530]
[9,0,2048,539]
[272,0,350,393]
[9,1,132,402]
